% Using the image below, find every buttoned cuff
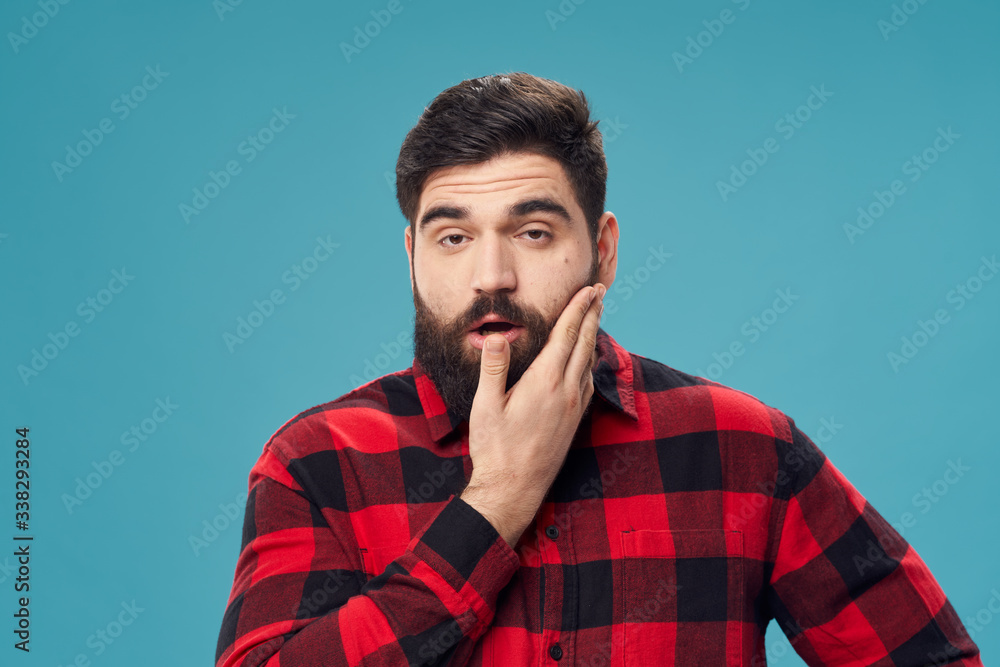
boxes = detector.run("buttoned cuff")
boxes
[411,495,521,638]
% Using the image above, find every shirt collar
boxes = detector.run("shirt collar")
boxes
[411,327,638,442]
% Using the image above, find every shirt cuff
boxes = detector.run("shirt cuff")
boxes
[410,494,521,637]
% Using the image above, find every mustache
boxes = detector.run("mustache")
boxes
[457,293,534,331]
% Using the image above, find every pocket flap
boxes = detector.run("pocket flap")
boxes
[622,529,742,559]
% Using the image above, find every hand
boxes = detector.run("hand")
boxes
[460,282,605,546]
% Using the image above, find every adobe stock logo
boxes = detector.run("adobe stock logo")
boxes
[671,0,753,73]
[7,0,74,54]
[340,0,408,63]
[877,0,932,40]
[695,288,799,381]
[349,325,413,387]
[544,0,588,31]
[16,268,135,386]
[884,459,971,540]
[61,397,179,514]
[887,255,996,373]
[54,599,144,665]
[601,245,672,317]
[179,107,296,224]
[963,586,1000,645]
[188,490,248,556]
[716,85,834,201]
[51,66,170,182]
[843,126,959,245]
[213,0,245,21]
[222,235,340,352]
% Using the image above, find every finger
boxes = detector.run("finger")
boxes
[535,284,597,375]
[565,283,604,384]
[579,347,595,395]
[581,371,595,407]
[475,333,510,406]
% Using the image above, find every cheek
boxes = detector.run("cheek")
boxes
[417,278,470,326]
[414,257,460,304]
[422,289,458,320]
[539,288,575,324]
[544,268,594,320]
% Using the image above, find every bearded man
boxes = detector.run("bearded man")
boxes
[216,72,981,667]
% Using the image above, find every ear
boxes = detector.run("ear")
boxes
[595,211,619,289]
[404,224,415,293]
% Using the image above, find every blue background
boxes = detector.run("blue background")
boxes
[2,0,997,664]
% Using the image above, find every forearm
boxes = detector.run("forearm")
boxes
[217,475,520,667]
[768,421,982,666]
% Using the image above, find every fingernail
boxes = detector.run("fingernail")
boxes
[486,336,503,353]
[587,288,596,305]
[597,284,606,299]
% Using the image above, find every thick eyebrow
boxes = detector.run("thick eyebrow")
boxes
[417,197,573,233]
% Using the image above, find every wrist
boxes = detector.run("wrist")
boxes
[460,483,527,548]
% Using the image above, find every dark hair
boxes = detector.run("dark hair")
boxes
[395,72,607,245]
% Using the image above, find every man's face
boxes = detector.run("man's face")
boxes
[404,151,618,421]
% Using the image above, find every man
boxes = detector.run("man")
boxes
[216,73,982,666]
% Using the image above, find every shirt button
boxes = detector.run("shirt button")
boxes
[545,524,560,540]
[549,643,563,660]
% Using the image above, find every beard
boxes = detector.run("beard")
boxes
[412,257,599,423]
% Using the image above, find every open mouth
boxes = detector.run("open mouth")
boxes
[474,321,516,337]
[466,318,525,349]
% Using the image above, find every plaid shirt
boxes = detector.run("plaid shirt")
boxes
[216,328,982,666]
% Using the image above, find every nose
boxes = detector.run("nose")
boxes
[469,232,517,295]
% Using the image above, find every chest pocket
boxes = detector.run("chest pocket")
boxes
[359,542,411,580]
[620,529,744,666]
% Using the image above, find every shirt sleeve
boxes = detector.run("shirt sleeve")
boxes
[766,419,983,666]
[215,443,521,667]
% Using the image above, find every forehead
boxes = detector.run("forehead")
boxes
[416,152,581,225]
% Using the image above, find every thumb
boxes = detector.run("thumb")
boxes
[477,334,510,401]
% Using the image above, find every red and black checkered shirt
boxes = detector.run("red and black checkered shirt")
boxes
[216,328,982,666]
